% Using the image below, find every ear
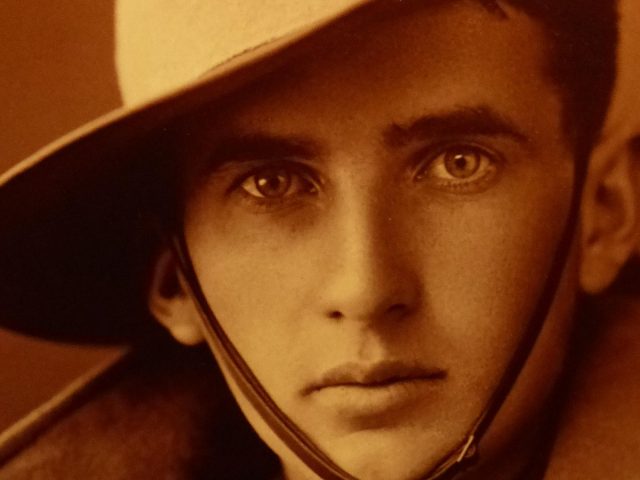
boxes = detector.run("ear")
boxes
[580,144,639,294]
[148,248,205,345]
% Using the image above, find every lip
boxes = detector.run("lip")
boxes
[304,360,447,393]
[303,360,447,420]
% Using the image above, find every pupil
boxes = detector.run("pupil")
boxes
[256,170,290,197]
[446,151,479,178]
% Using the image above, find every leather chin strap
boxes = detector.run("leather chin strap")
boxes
[169,152,587,480]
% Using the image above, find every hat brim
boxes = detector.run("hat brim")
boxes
[0,2,369,344]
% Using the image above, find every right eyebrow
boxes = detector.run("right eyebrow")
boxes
[384,105,532,148]
[202,133,322,172]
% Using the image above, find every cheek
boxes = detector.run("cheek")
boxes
[184,207,326,395]
[419,170,575,383]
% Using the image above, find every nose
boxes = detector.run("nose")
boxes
[317,196,421,325]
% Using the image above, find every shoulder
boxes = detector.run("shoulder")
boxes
[0,340,279,479]
[546,294,640,479]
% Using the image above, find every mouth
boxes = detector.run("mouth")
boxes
[302,360,447,420]
[304,360,447,394]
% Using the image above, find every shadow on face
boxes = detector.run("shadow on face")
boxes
[147,1,631,479]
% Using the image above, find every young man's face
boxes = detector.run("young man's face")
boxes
[177,2,580,478]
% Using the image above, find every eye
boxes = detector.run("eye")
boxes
[415,146,499,191]
[239,165,318,200]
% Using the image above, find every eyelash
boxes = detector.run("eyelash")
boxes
[229,161,321,211]
[412,143,501,193]
[227,143,502,210]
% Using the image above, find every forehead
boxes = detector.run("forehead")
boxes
[178,0,562,165]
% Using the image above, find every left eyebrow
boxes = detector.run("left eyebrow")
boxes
[203,133,322,172]
[384,106,531,148]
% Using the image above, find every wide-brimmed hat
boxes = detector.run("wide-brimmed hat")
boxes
[0,0,372,344]
[0,0,634,345]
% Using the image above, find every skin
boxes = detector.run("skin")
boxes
[149,2,637,479]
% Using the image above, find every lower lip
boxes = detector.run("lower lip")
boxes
[311,378,442,421]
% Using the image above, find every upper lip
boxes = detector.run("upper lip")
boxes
[303,360,447,395]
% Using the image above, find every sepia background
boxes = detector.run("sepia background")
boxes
[0,0,122,431]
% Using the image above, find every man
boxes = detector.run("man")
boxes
[0,0,632,479]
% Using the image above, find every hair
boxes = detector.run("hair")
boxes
[332,0,618,164]
[492,0,618,162]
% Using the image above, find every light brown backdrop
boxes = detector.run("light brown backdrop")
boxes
[0,0,122,431]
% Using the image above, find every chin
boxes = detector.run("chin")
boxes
[318,425,457,480]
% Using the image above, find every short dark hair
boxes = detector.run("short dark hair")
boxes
[342,0,617,162]
[497,0,618,161]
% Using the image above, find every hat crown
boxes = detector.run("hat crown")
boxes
[115,0,361,105]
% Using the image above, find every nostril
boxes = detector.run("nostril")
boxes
[386,303,408,316]
[326,304,409,322]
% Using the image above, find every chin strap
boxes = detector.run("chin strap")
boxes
[170,153,587,480]
[171,232,357,480]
